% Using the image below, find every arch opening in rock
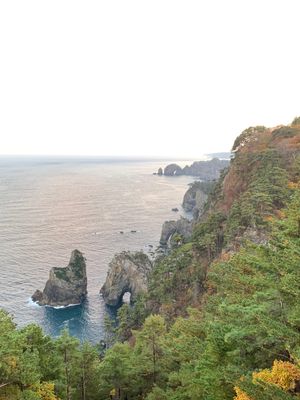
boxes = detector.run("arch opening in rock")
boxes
[100,251,152,307]
[122,291,131,304]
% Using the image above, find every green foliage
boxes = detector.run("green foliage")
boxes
[116,296,148,342]
[132,315,168,393]
[226,150,289,238]
[188,180,216,196]
[53,267,70,282]
[0,321,101,400]
[272,125,300,139]
[189,189,300,399]
[98,342,134,399]
[192,212,226,259]
[291,116,300,126]
[148,243,201,319]
[1,125,300,400]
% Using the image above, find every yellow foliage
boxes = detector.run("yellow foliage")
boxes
[33,382,60,400]
[288,181,299,189]
[4,355,17,369]
[263,215,273,222]
[234,360,300,399]
[253,360,300,391]
[0,382,59,400]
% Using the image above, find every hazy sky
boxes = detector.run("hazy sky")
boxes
[0,1,299,158]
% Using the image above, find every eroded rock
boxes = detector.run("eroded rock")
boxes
[100,251,152,306]
[164,163,183,176]
[160,158,229,179]
[160,217,193,246]
[32,249,87,307]
[182,183,208,218]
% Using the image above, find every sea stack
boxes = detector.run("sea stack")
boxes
[32,249,87,307]
[100,251,152,307]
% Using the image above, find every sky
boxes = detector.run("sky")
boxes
[0,1,299,158]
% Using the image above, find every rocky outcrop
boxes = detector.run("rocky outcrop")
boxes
[182,180,216,219]
[158,158,229,180]
[157,167,163,175]
[164,163,183,176]
[32,250,87,307]
[100,251,152,307]
[182,158,229,180]
[160,217,193,246]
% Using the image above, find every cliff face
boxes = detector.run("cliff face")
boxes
[32,250,87,307]
[160,218,193,246]
[159,181,215,248]
[100,251,152,307]
[182,181,214,219]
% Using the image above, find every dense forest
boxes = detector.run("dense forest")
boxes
[1,119,300,400]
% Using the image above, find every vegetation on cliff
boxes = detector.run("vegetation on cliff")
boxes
[1,118,300,399]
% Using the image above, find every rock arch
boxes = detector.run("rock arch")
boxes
[163,163,183,176]
[100,252,152,307]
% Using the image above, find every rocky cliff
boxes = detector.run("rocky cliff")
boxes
[160,180,216,247]
[210,124,300,215]
[100,251,152,306]
[148,120,300,317]
[159,158,229,179]
[160,217,193,246]
[182,181,215,219]
[32,249,87,307]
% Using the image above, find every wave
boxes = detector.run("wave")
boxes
[28,297,81,309]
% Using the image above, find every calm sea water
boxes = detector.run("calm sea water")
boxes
[0,157,194,342]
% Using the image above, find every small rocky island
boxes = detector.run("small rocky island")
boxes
[100,251,152,306]
[32,249,87,307]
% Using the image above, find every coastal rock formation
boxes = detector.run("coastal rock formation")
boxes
[164,163,183,176]
[182,182,209,219]
[32,249,87,307]
[158,158,229,180]
[100,251,152,306]
[182,158,229,179]
[157,167,163,175]
[160,217,193,246]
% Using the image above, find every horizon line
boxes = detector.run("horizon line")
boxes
[0,151,230,160]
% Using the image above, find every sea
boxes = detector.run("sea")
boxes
[0,156,195,343]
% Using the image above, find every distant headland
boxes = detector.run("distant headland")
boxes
[154,157,229,180]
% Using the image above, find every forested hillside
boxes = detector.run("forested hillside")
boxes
[1,119,300,400]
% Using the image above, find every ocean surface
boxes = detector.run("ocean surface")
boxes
[0,156,195,342]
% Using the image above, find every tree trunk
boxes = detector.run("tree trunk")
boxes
[64,349,71,400]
